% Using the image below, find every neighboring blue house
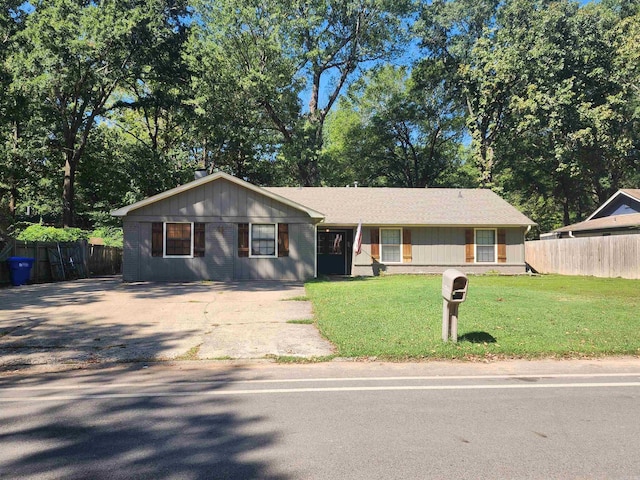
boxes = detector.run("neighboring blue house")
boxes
[544,189,640,239]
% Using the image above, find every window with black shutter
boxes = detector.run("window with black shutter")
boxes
[194,223,205,257]
[238,223,249,257]
[152,223,163,257]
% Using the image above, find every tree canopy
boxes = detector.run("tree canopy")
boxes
[1,0,638,236]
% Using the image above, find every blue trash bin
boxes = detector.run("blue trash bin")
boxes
[7,257,35,286]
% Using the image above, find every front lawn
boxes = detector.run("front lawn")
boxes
[305,275,640,360]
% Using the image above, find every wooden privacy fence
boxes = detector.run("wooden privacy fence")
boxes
[88,244,123,275]
[525,235,640,279]
[0,240,122,285]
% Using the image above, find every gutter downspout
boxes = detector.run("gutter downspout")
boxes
[314,224,318,279]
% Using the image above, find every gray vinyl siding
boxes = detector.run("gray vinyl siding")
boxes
[353,226,526,275]
[121,178,316,281]
[234,223,315,280]
[411,227,464,264]
[122,220,140,282]
[506,228,526,264]
[134,222,234,282]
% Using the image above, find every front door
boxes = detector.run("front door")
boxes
[317,229,352,275]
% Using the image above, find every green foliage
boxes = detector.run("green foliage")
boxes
[0,0,638,237]
[323,63,466,187]
[14,224,122,247]
[306,275,640,359]
[90,227,123,248]
[191,0,414,185]
[17,225,89,243]
[419,0,640,231]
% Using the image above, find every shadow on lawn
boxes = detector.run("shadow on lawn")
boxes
[458,332,497,343]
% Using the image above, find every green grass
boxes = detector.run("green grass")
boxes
[286,319,315,325]
[174,344,201,361]
[305,275,640,360]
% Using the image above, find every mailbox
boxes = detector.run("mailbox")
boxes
[442,269,468,303]
[441,269,469,342]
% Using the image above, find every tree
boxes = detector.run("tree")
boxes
[0,1,28,223]
[322,64,464,187]
[419,0,508,187]
[185,33,284,186]
[419,0,640,230]
[13,0,189,227]
[192,0,412,186]
[109,0,196,199]
[495,0,639,226]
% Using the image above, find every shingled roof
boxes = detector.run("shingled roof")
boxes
[554,212,640,233]
[265,187,535,226]
[620,189,640,201]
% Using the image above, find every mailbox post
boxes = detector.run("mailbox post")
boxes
[441,269,468,342]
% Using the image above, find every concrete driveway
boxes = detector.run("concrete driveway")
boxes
[0,277,334,369]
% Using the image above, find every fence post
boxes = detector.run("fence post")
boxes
[80,239,90,278]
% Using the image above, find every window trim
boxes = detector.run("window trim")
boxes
[163,222,195,258]
[379,227,403,264]
[249,223,278,258]
[474,228,498,264]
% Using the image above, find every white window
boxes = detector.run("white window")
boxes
[475,229,496,263]
[250,224,276,257]
[380,228,402,263]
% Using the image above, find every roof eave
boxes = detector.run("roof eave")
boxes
[317,221,537,227]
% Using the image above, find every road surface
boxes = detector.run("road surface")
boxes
[1,360,639,479]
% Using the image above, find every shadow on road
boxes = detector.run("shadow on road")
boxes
[0,368,291,479]
[0,315,200,370]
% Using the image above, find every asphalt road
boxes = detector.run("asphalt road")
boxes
[1,360,640,480]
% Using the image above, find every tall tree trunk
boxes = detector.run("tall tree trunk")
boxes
[9,119,21,218]
[562,199,570,227]
[294,121,323,186]
[8,186,18,218]
[62,151,76,227]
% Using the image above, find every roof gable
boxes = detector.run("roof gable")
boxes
[111,172,324,219]
[588,189,640,220]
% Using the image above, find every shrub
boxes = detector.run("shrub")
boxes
[90,226,123,247]
[17,225,89,242]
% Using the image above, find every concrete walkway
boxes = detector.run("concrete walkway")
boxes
[0,277,334,369]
